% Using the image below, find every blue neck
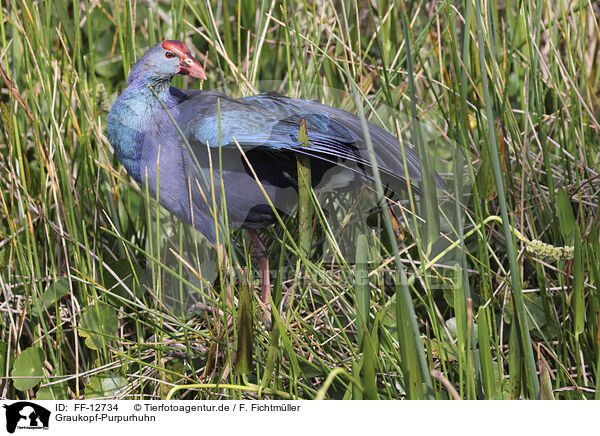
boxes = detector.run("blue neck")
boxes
[106,79,176,182]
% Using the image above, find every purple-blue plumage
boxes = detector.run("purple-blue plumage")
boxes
[107,40,436,244]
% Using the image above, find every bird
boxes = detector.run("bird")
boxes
[106,39,440,317]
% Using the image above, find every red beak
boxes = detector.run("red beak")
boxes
[162,40,207,80]
[179,57,207,80]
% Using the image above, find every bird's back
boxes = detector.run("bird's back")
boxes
[178,90,430,194]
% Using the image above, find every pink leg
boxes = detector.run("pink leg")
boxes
[248,229,271,323]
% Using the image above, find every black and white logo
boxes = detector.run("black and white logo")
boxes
[3,402,51,434]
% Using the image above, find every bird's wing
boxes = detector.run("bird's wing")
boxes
[250,93,448,190]
[178,90,437,192]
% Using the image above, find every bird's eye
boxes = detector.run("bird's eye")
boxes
[165,52,176,59]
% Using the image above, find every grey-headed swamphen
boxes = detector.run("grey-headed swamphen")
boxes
[106,40,438,316]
